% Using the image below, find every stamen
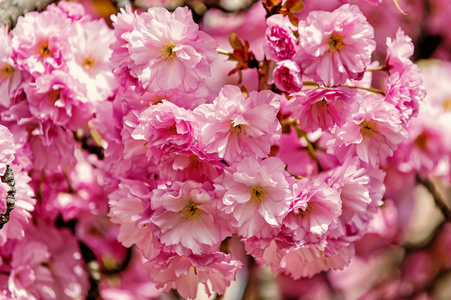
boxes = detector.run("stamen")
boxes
[299,203,312,217]
[230,122,245,134]
[83,56,97,70]
[161,42,176,62]
[37,40,52,57]
[250,187,266,203]
[182,201,202,220]
[414,132,428,151]
[360,120,378,136]
[0,64,14,78]
[328,34,344,52]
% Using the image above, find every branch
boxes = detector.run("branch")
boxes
[0,165,15,230]
[416,174,451,221]
[101,246,133,275]
[79,241,102,300]
[0,0,56,28]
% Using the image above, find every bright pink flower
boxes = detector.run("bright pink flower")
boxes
[385,64,426,123]
[146,251,242,299]
[295,4,375,86]
[287,86,357,132]
[264,14,298,62]
[121,6,218,93]
[25,71,90,130]
[11,10,70,76]
[273,60,303,93]
[214,157,292,239]
[283,178,342,246]
[329,93,407,167]
[194,85,281,163]
[150,180,230,255]
[132,101,196,163]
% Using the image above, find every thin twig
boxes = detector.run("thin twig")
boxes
[416,174,451,221]
[257,59,271,91]
[0,0,56,28]
[0,165,15,230]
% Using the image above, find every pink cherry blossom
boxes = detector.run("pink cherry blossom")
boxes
[194,85,281,163]
[131,101,197,163]
[295,4,376,86]
[287,86,357,132]
[119,6,218,93]
[150,180,230,255]
[264,14,298,62]
[214,157,292,239]
[329,93,407,167]
[273,60,303,93]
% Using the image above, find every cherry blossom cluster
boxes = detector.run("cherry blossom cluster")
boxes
[1,0,447,299]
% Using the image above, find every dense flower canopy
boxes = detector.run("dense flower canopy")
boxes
[1,0,451,299]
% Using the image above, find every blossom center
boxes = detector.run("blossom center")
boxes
[83,56,97,70]
[182,201,202,220]
[250,187,266,203]
[328,34,344,52]
[0,64,14,78]
[360,120,378,136]
[190,154,200,170]
[230,122,245,134]
[443,98,451,111]
[161,42,176,62]
[414,132,428,151]
[299,203,312,217]
[50,90,61,103]
[37,40,52,57]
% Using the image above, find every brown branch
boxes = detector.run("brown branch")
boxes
[416,174,451,221]
[258,59,271,91]
[0,165,15,230]
[79,241,102,300]
[0,0,56,28]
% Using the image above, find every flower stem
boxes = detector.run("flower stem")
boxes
[217,48,231,56]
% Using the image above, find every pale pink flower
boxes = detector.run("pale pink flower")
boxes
[295,4,375,86]
[385,64,426,123]
[385,28,415,75]
[11,10,70,76]
[150,180,230,255]
[392,105,451,175]
[264,14,298,62]
[131,101,196,163]
[325,157,384,242]
[329,93,407,167]
[122,6,218,92]
[214,157,292,239]
[273,60,303,93]
[283,178,342,246]
[278,240,355,279]
[66,19,117,102]
[146,251,242,299]
[46,1,91,22]
[287,86,357,132]
[0,26,28,108]
[194,85,281,163]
